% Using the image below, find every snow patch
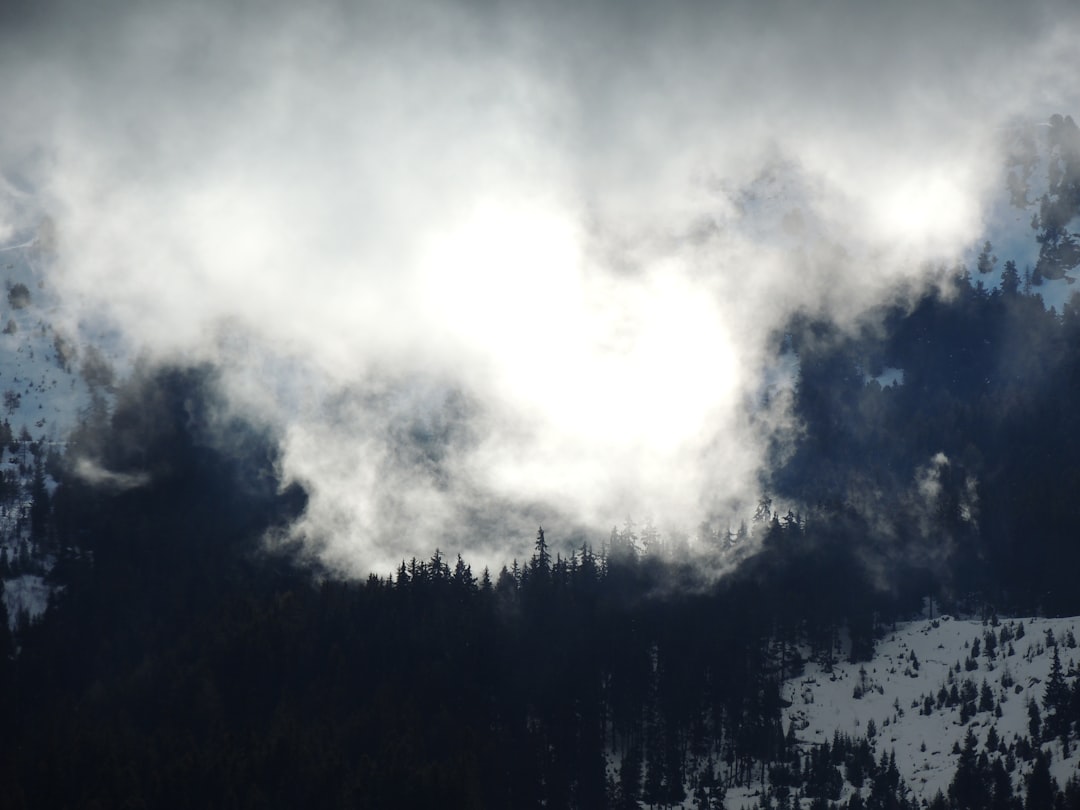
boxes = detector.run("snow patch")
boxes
[866,366,904,388]
[3,572,49,629]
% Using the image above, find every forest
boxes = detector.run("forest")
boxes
[5,259,1080,808]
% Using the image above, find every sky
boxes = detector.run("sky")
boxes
[1,0,1079,575]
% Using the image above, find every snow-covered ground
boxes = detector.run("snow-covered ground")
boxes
[774,615,1080,808]
[866,366,905,388]
[0,218,118,633]
[2,572,50,629]
[0,228,103,442]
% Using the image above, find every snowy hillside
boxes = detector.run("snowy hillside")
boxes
[723,615,1080,809]
[0,219,119,631]
[0,225,108,442]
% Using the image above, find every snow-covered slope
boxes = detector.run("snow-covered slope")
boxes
[0,226,106,442]
[752,615,1080,808]
[962,117,1080,312]
[0,218,120,631]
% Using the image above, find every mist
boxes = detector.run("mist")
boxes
[2,0,1079,575]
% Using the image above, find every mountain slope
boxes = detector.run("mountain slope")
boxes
[725,615,1080,808]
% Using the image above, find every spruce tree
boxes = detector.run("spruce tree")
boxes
[1044,645,1069,740]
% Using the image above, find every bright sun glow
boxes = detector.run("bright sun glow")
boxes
[420,201,740,458]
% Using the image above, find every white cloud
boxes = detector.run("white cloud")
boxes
[2,0,1079,573]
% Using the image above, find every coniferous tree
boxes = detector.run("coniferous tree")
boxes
[1044,644,1070,740]
[1028,697,1043,741]
[1025,750,1056,810]
[949,729,991,810]
[1001,259,1021,295]
[989,756,1013,810]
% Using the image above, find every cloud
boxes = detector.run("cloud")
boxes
[2,0,1079,574]
[73,457,151,492]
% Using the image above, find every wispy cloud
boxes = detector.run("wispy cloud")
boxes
[73,457,150,492]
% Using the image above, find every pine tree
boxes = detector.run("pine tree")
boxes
[1044,644,1069,740]
[989,757,1013,810]
[949,729,991,810]
[977,240,997,274]
[1027,697,1042,741]
[1001,260,1021,295]
[1024,750,1056,810]
[452,554,475,592]
[533,526,550,575]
